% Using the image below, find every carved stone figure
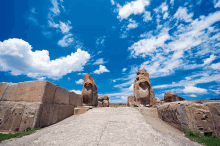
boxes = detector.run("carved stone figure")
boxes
[133,69,155,107]
[82,74,98,106]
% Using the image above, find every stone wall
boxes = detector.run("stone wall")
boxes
[0,81,82,133]
[157,101,220,137]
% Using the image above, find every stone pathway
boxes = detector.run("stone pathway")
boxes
[1,107,201,146]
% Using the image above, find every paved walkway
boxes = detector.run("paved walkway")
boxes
[1,107,201,146]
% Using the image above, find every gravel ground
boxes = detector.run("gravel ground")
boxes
[1,107,201,146]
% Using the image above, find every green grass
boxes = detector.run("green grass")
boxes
[0,127,41,142]
[184,129,220,146]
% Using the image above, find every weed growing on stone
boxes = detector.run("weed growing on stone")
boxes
[184,129,220,146]
[0,127,41,142]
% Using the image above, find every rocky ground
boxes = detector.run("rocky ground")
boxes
[1,107,201,146]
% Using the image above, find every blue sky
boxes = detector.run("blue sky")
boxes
[0,0,220,103]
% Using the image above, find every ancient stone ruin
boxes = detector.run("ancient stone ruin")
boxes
[0,81,82,133]
[164,92,185,102]
[157,101,220,137]
[98,95,109,107]
[127,96,135,107]
[82,74,98,106]
[133,69,155,107]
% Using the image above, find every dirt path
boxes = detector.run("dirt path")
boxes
[1,107,201,146]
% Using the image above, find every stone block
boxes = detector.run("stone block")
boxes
[0,83,8,99]
[98,101,102,107]
[206,102,220,137]
[74,108,88,115]
[76,94,82,107]
[58,105,74,122]
[69,91,77,106]
[52,104,60,124]
[42,81,57,103]
[54,86,69,105]
[140,108,158,118]
[10,102,25,132]
[16,81,46,102]
[0,102,16,131]
[19,102,41,132]
[39,104,54,128]
[103,100,109,107]
[1,83,19,101]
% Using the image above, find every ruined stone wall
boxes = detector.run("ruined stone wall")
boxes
[157,101,220,137]
[0,81,82,133]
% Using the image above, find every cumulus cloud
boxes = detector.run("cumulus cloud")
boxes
[203,54,216,65]
[75,79,84,84]
[183,86,207,93]
[93,58,107,65]
[113,80,116,82]
[111,0,115,5]
[117,0,150,20]
[163,12,169,19]
[94,65,110,74]
[70,89,81,94]
[0,38,90,80]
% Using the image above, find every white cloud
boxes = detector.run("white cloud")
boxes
[203,54,216,65]
[111,0,115,5]
[122,68,127,72]
[189,94,197,97]
[68,77,71,81]
[214,0,220,8]
[127,19,139,30]
[170,0,174,7]
[129,30,170,57]
[50,0,60,16]
[94,65,110,74]
[48,20,59,28]
[75,79,84,84]
[59,21,72,34]
[161,2,168,12]
[58,34,74,47]
[93,58,107,65]
[113,80,116,82]
[143,11,152,22]
[117,0,150,20]
[78,73,87,75]
[0,38,90,80]
[129,84,133,91]
[174,7,194,22]
[183,86,207,93]
[37,77,46,81]
[109,96,128,103]
[163,12,169,19]
[31,8,37,14]
[211,62,220,70]
[70,89,81,94]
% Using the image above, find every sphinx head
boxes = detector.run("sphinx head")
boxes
[82,74,94,104]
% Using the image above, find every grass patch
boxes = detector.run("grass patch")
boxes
[184,129,220,146]
[0,127,41,142]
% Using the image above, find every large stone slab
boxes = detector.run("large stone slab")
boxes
[206,102,220,137]
[76,94,82,107]
[0,83,8,99]
[74,108,88,115]
[58,105,74,122]
[39,104,54,128]
[1,83,19,101]
[69,91,77,106]
[1,81,57,104]
[140,107,158,118]
[19,102,41,132]
[54,86,69,105]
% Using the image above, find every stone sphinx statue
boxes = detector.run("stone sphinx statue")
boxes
[133,69,155,107]
[82,74,98,106]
